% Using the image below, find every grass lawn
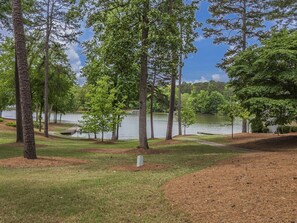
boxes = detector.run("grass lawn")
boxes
[0,123,238,223]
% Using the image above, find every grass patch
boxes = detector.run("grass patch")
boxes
[0,125,238,222]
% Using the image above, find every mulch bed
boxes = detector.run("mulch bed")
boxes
[228,133,297,151]
[111,163,171,171]
[0,156,88,168]
[163,151,297,223]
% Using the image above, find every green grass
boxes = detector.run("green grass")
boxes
[0,126,238,223]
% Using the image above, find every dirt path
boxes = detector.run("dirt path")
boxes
[164,134,297,223]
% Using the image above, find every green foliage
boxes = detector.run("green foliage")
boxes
[228,30,297,126]
[277,125,291,134]
[33,121,42,129]
[5,122,16,127]
[0,117,4,122]
[188,90,226,115]
[181,106,196,135]
[80,77,126,140]
[0,38,15,111]
[250,116,265,133]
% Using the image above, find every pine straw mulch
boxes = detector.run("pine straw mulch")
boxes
[0,156,88,168]
[163,151,297,223]
[81,148,170,155]
[227,133,297,151]
[111,163,171,171]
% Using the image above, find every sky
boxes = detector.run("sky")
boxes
[66,0,230,85]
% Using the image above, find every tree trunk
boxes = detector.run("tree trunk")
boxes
[43,0,54,138]
[59,113,62,123]
[150,68,156,139]
[12,0,36,159]
[101,131,104,142]
[0,110,2,118]
[39,103,42,132]
[35,104,39,122]
[15,50,23,143]
[166,0,176,141]
[241,0,247,133]
[138,0,149,149]
[44,37,50,137]
[232,118,234,139]
[184,125,186,135]
[111,115,117,141]
[166,72,176,140]
[116,116,120,140]
[54,107,58,123]
[177,26,183,136]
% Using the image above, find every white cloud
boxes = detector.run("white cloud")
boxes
[211,74,221,81]
[184,76,208,83]
[195,35,204,42]
[66,44,82,76]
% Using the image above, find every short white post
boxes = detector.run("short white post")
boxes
[136,155,144,167]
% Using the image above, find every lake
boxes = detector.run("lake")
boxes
[2,110,242,139]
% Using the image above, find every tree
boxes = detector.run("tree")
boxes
[177,1,199,136]
[203,0,267,132]
[33,0,79,137]
[11,0,36,159]
[81,77,125,142]
[181,106,196,135]
[220,96,243,139]
[228,30,297,130]
[266,0,297,29]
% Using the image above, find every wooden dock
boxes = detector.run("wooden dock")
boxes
[60,126,80,135]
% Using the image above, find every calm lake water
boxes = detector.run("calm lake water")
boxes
[2,110,242,139]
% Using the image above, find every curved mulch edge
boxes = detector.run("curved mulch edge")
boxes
[0,156,88,168]
[163,151,297,223]
[81,148,170,155]
[111,163,171,171]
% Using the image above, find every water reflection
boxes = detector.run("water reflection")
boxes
[2,110,242,139]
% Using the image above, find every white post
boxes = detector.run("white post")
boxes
[137,155,144,167]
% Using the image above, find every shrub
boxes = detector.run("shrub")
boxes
[5,122,16,127]
[0,117,4,122]
[291,126,297,132]
[251,117,265,133]
[33,121,42,129]
[277,125,291,134]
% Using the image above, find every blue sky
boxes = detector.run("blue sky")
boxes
[69,1,230,84]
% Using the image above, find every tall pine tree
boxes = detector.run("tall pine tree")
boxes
[203,0,267,132]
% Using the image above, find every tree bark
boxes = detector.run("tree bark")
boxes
[35,104,39,122]
[150,68,156,139]
[12,0,37,159]
[166,0,176,141]
[241,0,247,133]
[44,0,54,138]
[166,70,176,140]
[138,0,149,149]
[15,50,23,143]
[177,40,183,136]
[39,102,42,132]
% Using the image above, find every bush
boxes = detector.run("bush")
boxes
[291,126,297,132]
[251,117,265,133]
[33,121,42,129]
[0,117,4,122]
[277,125,292,134]
[5,121,16,127]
